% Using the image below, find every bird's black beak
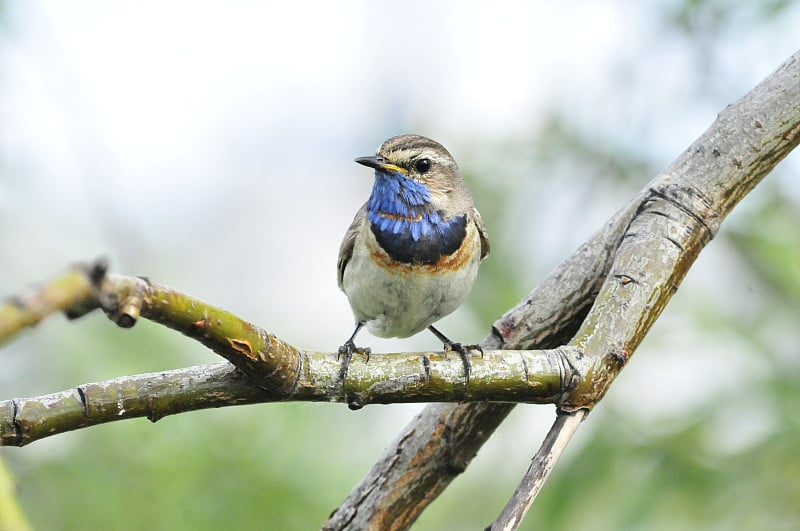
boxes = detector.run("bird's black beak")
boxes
[354,156,385,169]
[354,156,407,175]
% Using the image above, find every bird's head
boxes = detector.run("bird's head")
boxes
[357,134,472,217]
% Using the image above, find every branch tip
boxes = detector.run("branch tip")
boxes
[116,296,142,328]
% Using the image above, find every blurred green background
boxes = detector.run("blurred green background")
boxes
[1,1,799,530]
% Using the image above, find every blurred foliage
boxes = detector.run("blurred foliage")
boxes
[667,0,796,35]
[0,457,30,531]
[463,164,530,327]
[528,113,658,187]
[527,377,800,530]
[2,1,800,530]
[727,189,800,305]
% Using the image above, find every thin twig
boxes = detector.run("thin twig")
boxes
[489,410,588,531]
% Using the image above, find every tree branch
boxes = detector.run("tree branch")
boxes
[325,50,800,530]
[561,50,800,410]
[0,259,105,346]
[2,346,569,447]
[489,410,588,531]
[1,362,262,446]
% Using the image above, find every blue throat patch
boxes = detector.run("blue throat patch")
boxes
[366,170,467,265]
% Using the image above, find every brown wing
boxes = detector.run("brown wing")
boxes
[471,206,490,260]
[337,206,367,289]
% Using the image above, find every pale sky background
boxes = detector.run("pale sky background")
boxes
[2,1,799,518]
[2,1,666,352]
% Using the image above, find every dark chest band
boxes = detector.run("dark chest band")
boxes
[370,214,467,265]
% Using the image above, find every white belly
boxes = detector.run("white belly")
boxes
[341,222,481,338]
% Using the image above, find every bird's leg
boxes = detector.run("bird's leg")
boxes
[337,321,371,381]
[427,325,482,384]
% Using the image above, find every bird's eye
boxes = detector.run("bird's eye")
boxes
[414,158,432,174]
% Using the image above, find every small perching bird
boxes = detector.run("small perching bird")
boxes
[337,134,490,381]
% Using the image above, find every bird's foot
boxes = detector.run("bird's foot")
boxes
[337,341,371,381]
[443,342,482,384]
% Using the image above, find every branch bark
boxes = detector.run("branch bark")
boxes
[1,347,568,447]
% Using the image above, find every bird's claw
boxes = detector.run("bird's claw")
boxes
[336,341,371,381]
[442,342,481,384]
[442,342,482,358]
[337,342,371,362]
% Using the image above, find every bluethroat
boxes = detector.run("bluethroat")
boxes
[337,134,490,382]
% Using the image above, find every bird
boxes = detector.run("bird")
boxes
[337,133,490,383]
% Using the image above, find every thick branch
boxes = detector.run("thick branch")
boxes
[561,51,800,409]
[2,348,567,447]
[1,363,262,446]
